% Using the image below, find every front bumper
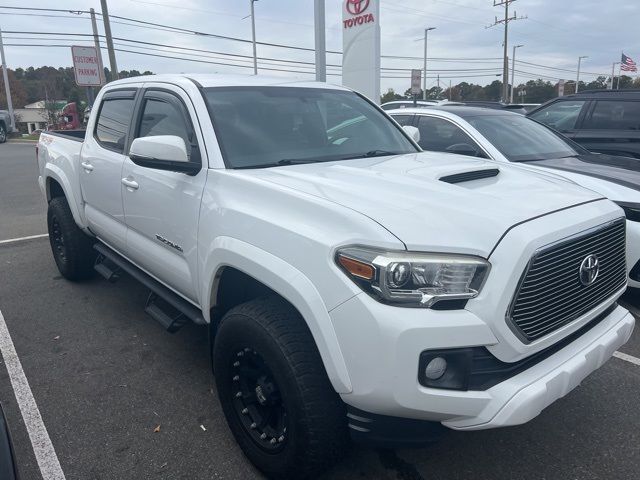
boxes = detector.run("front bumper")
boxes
[331,293,634,431]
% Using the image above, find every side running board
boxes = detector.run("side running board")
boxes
[94,243,206,332]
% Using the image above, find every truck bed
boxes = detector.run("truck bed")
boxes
[46,130,86,142]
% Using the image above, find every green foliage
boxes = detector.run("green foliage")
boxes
[380,88,404,104]
[0,66,153,111]
[390,74,640,105]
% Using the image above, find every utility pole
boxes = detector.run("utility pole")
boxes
[611,62,620,89]
[422,27,436,100]
[90,8,106,86]
[100,0,118,81]
[250,0,258,75]
[488,0,526,103]
[510,44,523,103]
[314,0,326,82]
[576,55,588,93]
[0,27,14,132]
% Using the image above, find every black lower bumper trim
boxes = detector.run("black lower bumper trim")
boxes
[346,407,446,448]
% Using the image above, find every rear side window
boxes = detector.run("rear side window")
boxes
[529,100,586,132]
[583,100,640,130]
[95,95,136,153]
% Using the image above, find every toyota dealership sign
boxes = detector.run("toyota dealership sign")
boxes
[342,0,380,103]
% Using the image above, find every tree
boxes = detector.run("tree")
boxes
[0,69,29,110]
[584,76,608,91]
[380,88,403,104]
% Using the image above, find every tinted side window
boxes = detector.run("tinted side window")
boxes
[416,116,484,157]
[529,100,586,131]
[138,98,191,147]
[392,114,413,126]
[582,100,640,130]
[95,97,135,152]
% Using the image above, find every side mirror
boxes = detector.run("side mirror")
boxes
[129,135,200,175]
[446,143,481,157]
[402,125,421,143]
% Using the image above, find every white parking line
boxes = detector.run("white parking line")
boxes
[0,309,66,480]
[613,351,640,366]
[0,234,48,245]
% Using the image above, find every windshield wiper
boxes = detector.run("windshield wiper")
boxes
[340,150,402,160]
[276,158,329,166]
[233,151,402,170]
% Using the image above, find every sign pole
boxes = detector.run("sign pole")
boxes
[411,69,421,106]
[0,27,15,132]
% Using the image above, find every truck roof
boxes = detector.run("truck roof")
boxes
[106,73,351,91]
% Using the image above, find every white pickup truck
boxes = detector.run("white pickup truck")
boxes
[38,74,634,479]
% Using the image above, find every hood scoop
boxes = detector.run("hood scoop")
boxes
[440,168,500,184]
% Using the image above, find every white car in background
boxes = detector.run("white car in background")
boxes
[381,99,464,111]
[389,106,640,290]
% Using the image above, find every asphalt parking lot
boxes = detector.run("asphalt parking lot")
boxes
[1,141,640,480]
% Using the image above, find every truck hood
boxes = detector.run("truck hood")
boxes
[246,152,605,256]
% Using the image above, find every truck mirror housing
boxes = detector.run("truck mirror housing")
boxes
[129,135,199,175]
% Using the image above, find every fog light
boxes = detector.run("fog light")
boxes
[424,357,447,380]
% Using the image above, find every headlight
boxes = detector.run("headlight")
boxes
[615,201,640,222]
[336,247,490,308]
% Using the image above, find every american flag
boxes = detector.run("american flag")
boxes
[621,53,637,72]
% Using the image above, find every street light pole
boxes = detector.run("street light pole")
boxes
[422,27,435,100]
[314,0,326,82]
[576,56,588,93]
[250,0,258,75]
[510,44,523,103]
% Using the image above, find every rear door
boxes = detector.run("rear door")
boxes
[80,89,138,251]
[121,85,207,303]
[573,99,640,158]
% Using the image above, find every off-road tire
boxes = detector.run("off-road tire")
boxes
[213,296,349,479]
[47,197,96,281]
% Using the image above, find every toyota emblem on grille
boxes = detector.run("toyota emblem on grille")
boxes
[579,254,599,286]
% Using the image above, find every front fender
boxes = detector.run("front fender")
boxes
[201,236,353,394]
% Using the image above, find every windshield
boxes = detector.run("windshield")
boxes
[203,87,418,169]
[467,114,584,162]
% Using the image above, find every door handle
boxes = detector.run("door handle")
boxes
[121,177,139,190]
[81,161,94,172]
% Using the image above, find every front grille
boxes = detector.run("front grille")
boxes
[508,219,626,343]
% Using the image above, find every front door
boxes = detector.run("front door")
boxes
[121,85,207,303]
[80,89,137,251]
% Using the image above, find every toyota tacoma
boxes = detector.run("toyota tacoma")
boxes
[37,74,635,479]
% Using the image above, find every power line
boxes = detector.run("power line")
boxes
[0,6,88,14]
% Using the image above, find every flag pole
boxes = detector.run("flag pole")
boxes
[618,52,622,89]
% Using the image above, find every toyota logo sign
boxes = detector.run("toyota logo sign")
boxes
[579,254,600,286]
[346,0,370,15]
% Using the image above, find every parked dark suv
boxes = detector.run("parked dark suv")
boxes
[528,90,640,158]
